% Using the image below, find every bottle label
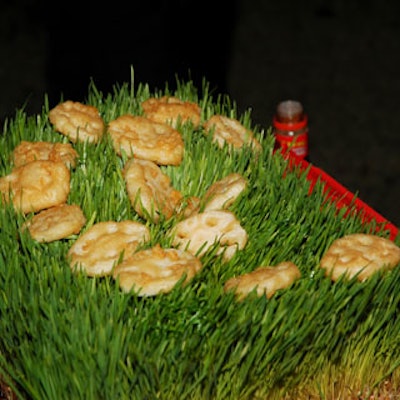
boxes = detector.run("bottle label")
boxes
[275,132,308,159]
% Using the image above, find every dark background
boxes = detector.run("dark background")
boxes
[1,0,399,227]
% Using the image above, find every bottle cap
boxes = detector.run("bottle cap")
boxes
[276,100,303,121]
[273,100,308,131]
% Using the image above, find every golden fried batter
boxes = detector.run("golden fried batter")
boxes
[320,233,400,281]
[24,204,86,242]
[12,140,79,168]
[123,158,183,223]
[224,261,301,300]
[49,101,105,143]
[171,210,248,261]
[108,115,184,165]
[68,220,150,277]
[203,115,261,151]
[113,244,202,296]
[0,160,70,214]
[142,96,201,128]
[203,173,247,211]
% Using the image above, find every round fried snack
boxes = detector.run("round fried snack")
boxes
[113,244,202,296]
[203,115,261,151]
[123,158,183,223]
[23,204,86,242]
[0,160,71,214]
[320,233,400,281]
[141,96,201,128]
[171,210,248,261]
[12,140,79,169]
[68,220,150,277]
[224,261,301,300]
[49,100,105,144]
[108,115,184,165]
[203,173,247,211]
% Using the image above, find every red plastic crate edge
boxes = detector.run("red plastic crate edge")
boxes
[293,157,399,241]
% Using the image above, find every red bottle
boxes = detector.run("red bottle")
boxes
[272,100,309,160]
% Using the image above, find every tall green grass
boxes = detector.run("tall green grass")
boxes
[1,72,399,399]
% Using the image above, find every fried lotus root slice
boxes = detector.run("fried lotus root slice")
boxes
[23,204,86,242]
[203,115,261,151]
[224,261,301,300]
[0,160,70,214]
[49,100,105,143]
[320,233,400,281]
[203,173,247,211]
[68,220,150,277]
[12,140,79,168]
[123,158,183,223]
[108,115,184,165]
[141,96,201,128]
[171,210,248,261]
[113,244,202,296]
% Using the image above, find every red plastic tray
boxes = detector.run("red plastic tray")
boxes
[293,157,399,241]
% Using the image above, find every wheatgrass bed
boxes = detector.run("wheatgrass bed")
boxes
[1,74,400,399]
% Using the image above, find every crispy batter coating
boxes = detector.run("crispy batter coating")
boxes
[68,220,150,277]
[320,233,400,281]
[203,173,247,211]
[113,244,202,296]
[108,115,184,165]
[12,140,79,168]
[49,101,105,143]
[171,210,248,261]
[142,96,201,128]
[123,158,183,223]
[0,160,70,214]
[224,261,301,300]
[203,115,261,151]
[23,204,86,242]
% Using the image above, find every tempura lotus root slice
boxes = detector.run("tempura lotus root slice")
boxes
[224,261,301,300]
[123,158,183,223]
[113,244,202,296]
[23,204,86,243]
[68,220,150,277]
[320,233,400,281]
[0,160,70,214]
[12,140,79,169]
[49,100,105,144]
[203,115,261,151]
[108,115,184,166]
[203,173,248,211]
[142,96,201,128]
[171,210,248,261]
